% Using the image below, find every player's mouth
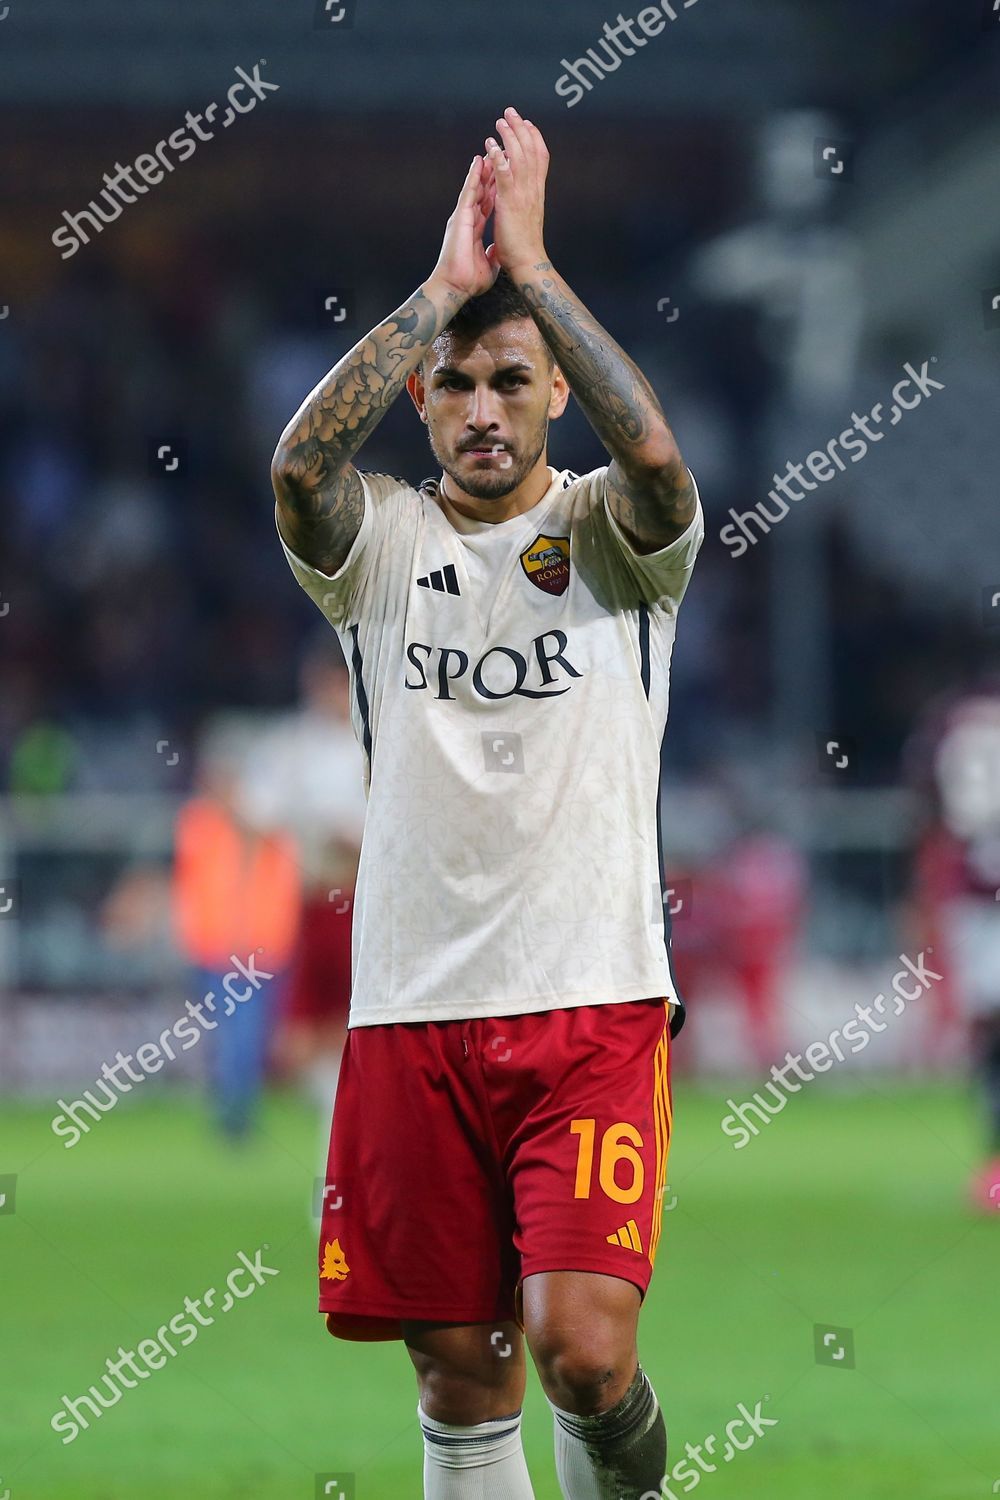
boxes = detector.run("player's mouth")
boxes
[461,446,511,461]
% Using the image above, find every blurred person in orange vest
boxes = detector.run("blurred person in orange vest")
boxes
[173,730,301,1140]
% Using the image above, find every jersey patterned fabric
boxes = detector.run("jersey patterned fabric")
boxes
[279,464,704,1032]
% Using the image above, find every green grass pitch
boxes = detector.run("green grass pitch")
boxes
[2,1079,998,1498]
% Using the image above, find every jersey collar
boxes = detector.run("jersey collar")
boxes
[430,466,568,536]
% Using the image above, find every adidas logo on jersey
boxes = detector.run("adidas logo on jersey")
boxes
[607,1219,643,1253]
[417,564,460,596]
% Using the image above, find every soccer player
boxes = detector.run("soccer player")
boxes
[271,108,703,1500]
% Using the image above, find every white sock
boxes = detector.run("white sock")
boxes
[418,1402,535,1499]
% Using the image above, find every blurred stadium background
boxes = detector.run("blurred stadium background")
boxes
[2,1,999,1496]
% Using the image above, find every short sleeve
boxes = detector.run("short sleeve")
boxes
[276,470,416,628]
[596,468,705,614]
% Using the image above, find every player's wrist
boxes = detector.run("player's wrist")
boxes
[501,250,552,282]
[423,270,475,310]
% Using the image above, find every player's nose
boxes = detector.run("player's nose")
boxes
[466,385,502,430]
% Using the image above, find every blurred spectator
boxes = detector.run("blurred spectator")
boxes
[906,681,1000,1208]
[709,827,808,1067]
[672,816,807,1069]
[242,635,367,1127]
[172,732,301,1139]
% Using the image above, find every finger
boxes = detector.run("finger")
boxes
[485,139,511,178]
[473,180,495,233]
[478,156,496,203]
[495,114,526,168]
[504,107,539,170]
[456,154,483,208]
[511,113,548,189]
[521,117,550,161]
[475,182,496,231]
[500,105,528,140]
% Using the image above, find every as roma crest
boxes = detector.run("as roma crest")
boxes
[520,533,571,596]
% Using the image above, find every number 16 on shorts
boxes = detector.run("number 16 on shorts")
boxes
[568,1101,671,1269]
[570,1119,645,1203]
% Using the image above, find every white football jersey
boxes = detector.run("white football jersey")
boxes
[278,464,703,1030]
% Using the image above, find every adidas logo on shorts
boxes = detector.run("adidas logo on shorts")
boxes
[607,1219,643,1253]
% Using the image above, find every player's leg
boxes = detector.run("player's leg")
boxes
[483,997,675,1498]
[521,1270,666,1500]
[319,1015,535,1496]
[403,1319,535,1498]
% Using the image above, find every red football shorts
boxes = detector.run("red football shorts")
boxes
[317,998,674,1341]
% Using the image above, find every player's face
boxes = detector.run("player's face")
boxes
[415,320,565,501]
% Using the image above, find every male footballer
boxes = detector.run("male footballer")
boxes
[271,107,703,1500]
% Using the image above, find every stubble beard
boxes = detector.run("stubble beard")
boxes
[430,420,549,503]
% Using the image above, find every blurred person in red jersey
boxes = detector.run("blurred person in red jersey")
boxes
[711,821,807,1068]
[907,680,1000,1210]
[667,790,807,1072]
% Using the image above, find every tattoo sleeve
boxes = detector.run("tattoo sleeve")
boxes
[271,281,461,574]
[515,262,697,551]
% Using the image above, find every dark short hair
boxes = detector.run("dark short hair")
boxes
[429,269,553,366]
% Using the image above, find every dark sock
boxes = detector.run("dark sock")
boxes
[549,1365,667,1499]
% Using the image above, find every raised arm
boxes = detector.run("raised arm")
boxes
[484,108,697,553]
[271,156,498,574]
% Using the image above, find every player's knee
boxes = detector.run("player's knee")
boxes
[414,1363,523,1425]
[406,1331,525,1425]
[532,1337,634,1415]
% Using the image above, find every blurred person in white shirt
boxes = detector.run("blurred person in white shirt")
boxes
[242,633,367,1120]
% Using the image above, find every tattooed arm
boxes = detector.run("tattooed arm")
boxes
[270,281,459,573]
[485,108,696,552]
[271,155,498,574]
[514,262,696,550]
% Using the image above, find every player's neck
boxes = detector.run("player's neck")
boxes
[440,455,554,525]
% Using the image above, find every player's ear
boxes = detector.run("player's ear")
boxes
[547,363,571,421]
[406,367,429,423]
